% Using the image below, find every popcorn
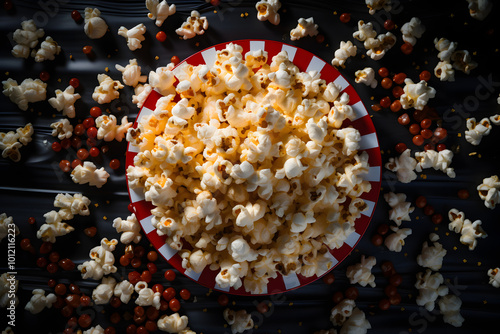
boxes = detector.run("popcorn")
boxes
[487,268,500,288]
[364,32,396,60]
[385,149,417,183]
[30,36,61,62]
[2,78,47,111]
[434,38,457,62]
[290,17,318,41]
[112,213,142,244]
[36,211,75,243]
[11,19,44,58]
[365,0,391,15]
[114,280,134,304]
[434,61,455,82]
[447,209,487,250]
[477,175,500,209]
[83,325,105,334]
[438,295,464,327]
[384,192,414,226]
[415,269,449,312]
[451,49,478,74]
[50,119,73,140]
[135,281,161,309]
[0,214,19,242]
[24,289,57,314]
[490,114,500,125]
[78,238,118,280]
[466,0,492,20]
[157,313,193,333]
[95,114,132,142]
[434,38,477,75]
[92,276,116,305]
[48,85,81,118]
[92,74,124,104]
[223,308,254,334]
[115,59,147,87]
[339,308,371,334]
[314,330,337,334]
[400,78,436,110]
[417,234,447,271]
[149,65,176,96]
[118,23,147,51]
[448,208,466,233]
[400,17,425,46]
[465,117,491,145]
[2,326,14,334]
[146,0,176,26]
[0,124,33,162]
[54,193,91,220]
[355,67,377,88]
[346,255,376,287]
[176,10,208,40]
[330,299,356,326]
[353,21,377,42]
[0,273,18,307]
[71,161,110,188]
[84,8,108,39]
[414,149,455,178]
[384,226,412,252]
[331,41,357,67]
[256,0,281,25]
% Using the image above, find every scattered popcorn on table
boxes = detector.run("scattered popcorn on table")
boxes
[2,78,47,111]
[451,49,478,74]
[384,226,412,252]
[78,238,118,280]
[176,10,208,40]
[365,0,391,15]
[400,78,436,110]
[448,208,466,233]
[414,149,455,178]
[487,268,500,288]
[365,32,396,60]
[331,41,357,67]
[400,17,425,46]
[256,0,281,25]
[146,0,176,27]
[330,298,356,326]
[459,218,487,250]
[438,294,464,327]
[50,119,73,140]
[115,59,148,87]
[11,19,44,59]
[477,175,500,209]
[465,117,491,145]
[490,114,500,125]
[134,281,161,309]
[434,60,455,82]
[92,276,116,305]
[290,17,319,41]
[31,36,61,62]
[83,325,105,334]
[0,273,18,307]
[132,83,153,108]
[114,280,134,304]
[54,193,91,220]
[384,192,414,226]
[415,269,449,312]
[24,289,57,314]
[71,161,110,188]
[0,123,34,162]
[339,307,371,334]
[118,23,147,51]
[385,149,418,183]
[84,8,108,39]
[466,0,492,20]
[112,213,142,244]
[353,20,377,43]
[92,74,124,104]
[48,85,81,118]
[355,67,377,88]
[157,313,193,333]
[0,213,19,242]
[95,114,132,142]
[37,211,74,243]
[434,37,457,62]
[346,255,376,287]
[223,308,254,334]
[417,234,447,271]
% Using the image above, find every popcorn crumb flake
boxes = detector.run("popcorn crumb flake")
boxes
[290,17,318,41]
[84,7,108,39]
[256,0,281,25]
[118,23,147,51]
[146,0,176,27]
[176,10,208,40]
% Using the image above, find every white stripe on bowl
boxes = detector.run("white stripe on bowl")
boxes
[282,272,300,290]
[306,56,326,73]
[334,75,349,91]
[129,186,145,203]
[250,40,266,51]
[201,47,217,67]
[128,143,140,153]
[361,199,376,217]
[351,101,368,121]
[344,231,361,247]
[364,166,381,182]
[140,215,155,234]
[184,268,202,281]
[137,106,154,122]
[158,243,177,261]
[214,282,231,292]
[324,251,339,268]
[358,133,379,151]
[281,45,297,61]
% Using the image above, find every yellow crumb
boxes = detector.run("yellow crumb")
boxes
[155,56,159,60]
[103,216,107,220]
[478,262,482,266]
[458,133,462,137]
[105,67,109,72]
[94,203,99,207]
[70,54,73,60]
[445,232,450,236]
[107,54,111,58]
[57,78,61,82]
[453,246,457,250]
[463,259,467,263]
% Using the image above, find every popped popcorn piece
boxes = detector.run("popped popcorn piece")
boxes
[132,83,153,108]
[95,114,132,142]
[434,61,455,82]
[400,78,436,110]
[339,308,371,334]
[477,175,500,209]
[354,67,377,88]
[448,208,466,234]
[0,273,18,307]
[2,78,47,111]
[353,20,377,42]
[118,23,146,51]
[384,192,414,226]
[490,114,500,125]
[415,269,449,312]
[465,117,491,145]
[384,226,412,252]
[434,37,457,62]
[24,289,57,314]
[36,211,75,243]
[346,255,376,287]
[223,308,254,334]
[50,119,73,140]
[78,238,118,280]
[92,74,124,104]
[365,32,396,60]
[438,294,464,327]
[330,299,356,326]
[400,17,425,46]
[84,8,108,39]
[451,49,478,74]
[2,326,14,334]
[0,123,33,162]
[417,234,447,271]
[365,0,391,15]
[448,208,487,250]
[414,149,455,178]
[114,280,134,304]
[314,330,337,334]
[71,161,110,188]
[11,19,44,59]
[146,0,176,26]
[175,10,208,40]
[31,36,61,62]
[115,59,147,87]
[385,149,417,183]
[134,281,161,309]
[48,85,81,118]
[157,313,193,333]
[290,17,318,41]
[112,213,141,244]
[92,276,116,305]
[466,0,492,20]
[256,0,281,25]
[54,193,91,220]
[148,65,176,95]
[331,41,357,67]
[83,325,105,334]
[0,213,19,242]
[487,267,500,288]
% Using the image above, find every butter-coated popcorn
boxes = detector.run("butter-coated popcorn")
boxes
[465,117,491,145]
[84,8,108,39]
[116,59,147,87]
[37,211,75,243]
[11,19,44,59]
[353,21,377,42]
[92,74,124,104]
[133,84,153,108]
[146,0,176,27]
[290,17,318,41]
[256,0,281,25]
[0,273,18,308]
[331,41,357,67]
[355,67,377,88]
[490,114,500,125]
[339,308,371,334]
[96,114,132,142]
[118,23,146,51]
[83,325,105,334]
[2,78,47,111]
[414,149,455,178]
[346,255,376,287]
[438,295,464,327]
[48,85,81,118]
[466,0,492,21]
[114,280,134,304]
[24,289,57,314]
[365,32,396,60]
[400,17,425,46]
[176,11,208,40]
[0,214,19,242]
[415,269,449,312]
[400,78,436,110]
[92,276,116,305]
[385,149,417,183]
[434,61,455,82]
[417,235,447,271]
[16,123,34,146]
[488,268,500,288]
[384,226,412,252]
[54,193,91,219]
[330,299,356,326]
[149,64,176,96]
[157,313,192,333]
[384,192,414,226]
[71,161,110,188]
[0,124,32,162]
[113,213,142,244]
[50,119,73,140]
[365,0,391,15]
[223,308,254,334]
[477,175,500,209]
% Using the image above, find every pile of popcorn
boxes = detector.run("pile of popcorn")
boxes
[127,42,373,294]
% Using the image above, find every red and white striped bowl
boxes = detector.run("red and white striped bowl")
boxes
[126,40,382,295]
